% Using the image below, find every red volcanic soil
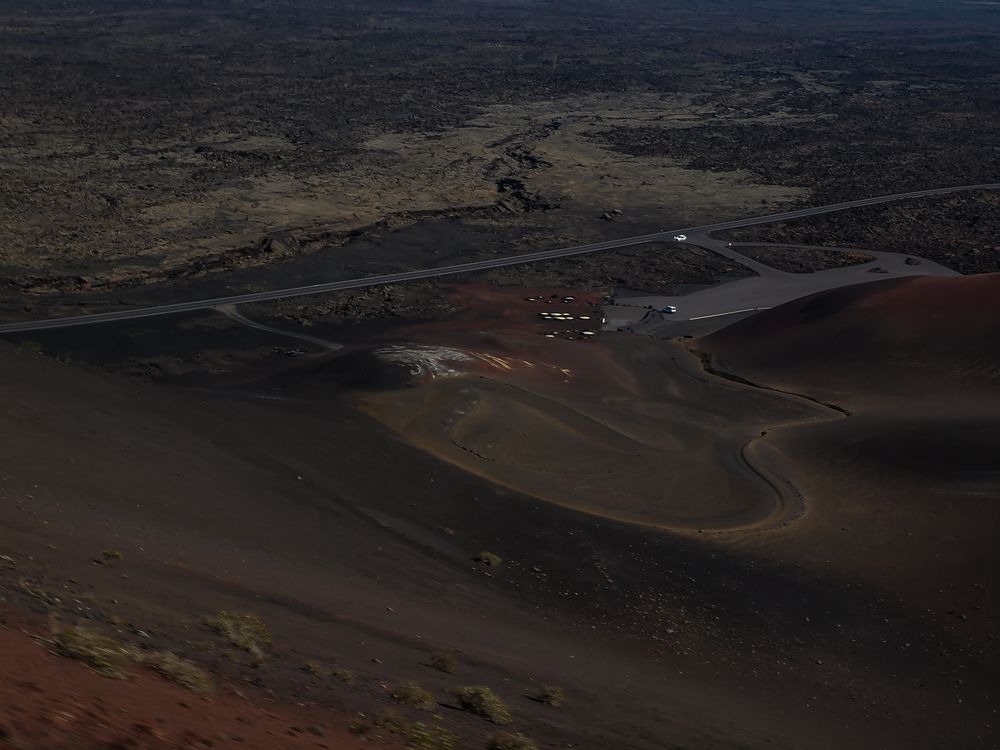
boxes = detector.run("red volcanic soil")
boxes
[438,283,605,333]
[0,616,393,750]
[423,284,634,395]
[317,282,636,395]
[697,273,1000,403]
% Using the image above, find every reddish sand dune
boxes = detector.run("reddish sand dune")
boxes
[698,273,1000,404]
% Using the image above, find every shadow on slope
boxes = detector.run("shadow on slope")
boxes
[697,273,1000,403]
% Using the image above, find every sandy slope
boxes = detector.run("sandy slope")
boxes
[1,277,998,748]
[697,273,1000,403]
[0,615,388,750]
[0,340,856,750]
[693,274,1000,742]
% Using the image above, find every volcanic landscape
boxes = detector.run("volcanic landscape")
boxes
[1,2,999,750]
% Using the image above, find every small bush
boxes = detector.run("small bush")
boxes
[203,611,271,662]
[408,721,458,750]
[352,713,457,749]
[429,651,458,674]
[390,681,437,710]
[332,666,357,684]
[372,711,411,733]
[486,731,538,750]
[53,625,132,679]
[349,717,373,735]
[351,711,406,736]
[450,686,512,725]
[534,684,566,707]
[53,623,213,691]
[473,551,502,567]
[145,651,212,693]
[303,660,328,677]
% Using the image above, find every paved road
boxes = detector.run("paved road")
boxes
[0,183,996,334]
[607,233,959,337]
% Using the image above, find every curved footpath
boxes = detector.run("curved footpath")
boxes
[215,304,343,351]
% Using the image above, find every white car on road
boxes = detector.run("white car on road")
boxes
[673,234,687,242]
[662,305,678,314]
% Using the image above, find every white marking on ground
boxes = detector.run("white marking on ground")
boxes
[688,307,772,321]
[375,344,475,378]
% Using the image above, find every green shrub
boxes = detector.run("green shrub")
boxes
[429,651,458,674]
[352,713,457,749]
[145,651,213,693]
[534,684,566,707]
[390,681,437,710]
[53,625,132,679]
[451,686,512,724]
[408,721,458,750]
[203,611,271,663]
[349,718,372,735]
[51,622,212,692]
[473,551,502,567]
[332,666,357,684]
[303,660,328,677]
[372,711,411,733]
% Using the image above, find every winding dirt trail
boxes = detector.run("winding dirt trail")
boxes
[215,304,343,352]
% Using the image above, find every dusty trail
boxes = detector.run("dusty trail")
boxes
[360,336,831,533]
[215,304,342,352]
